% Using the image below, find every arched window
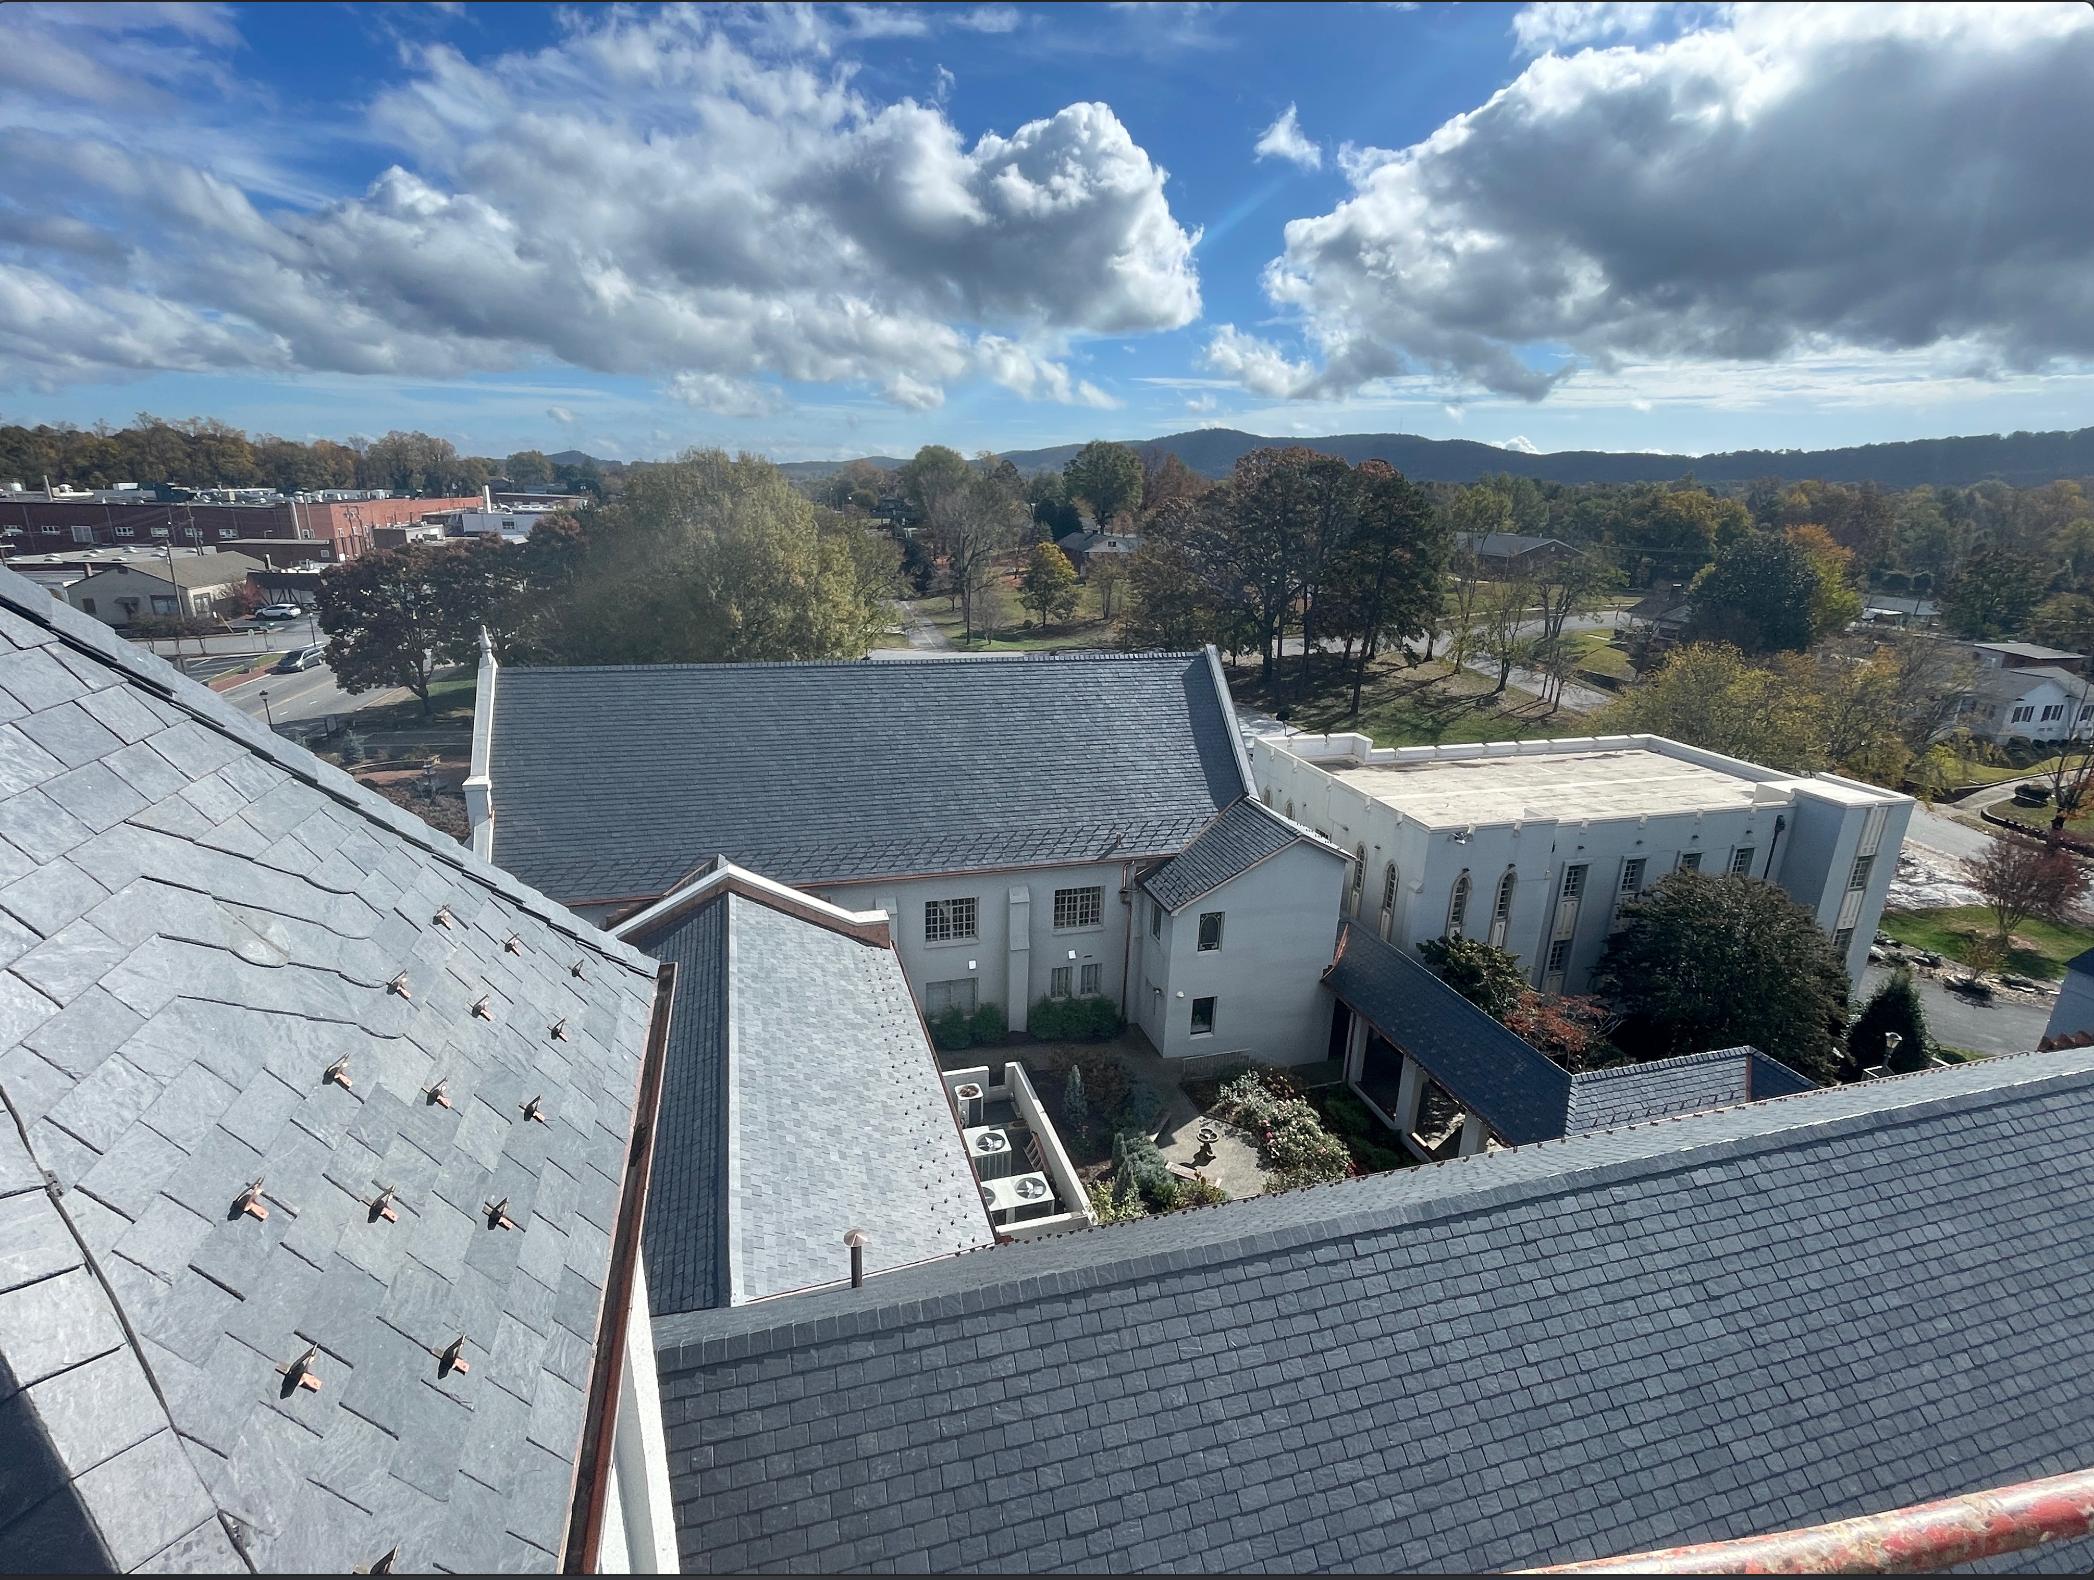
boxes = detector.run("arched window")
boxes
[1262,787,1276,808]
[1350,845,1366,915]
[1445,870,1471,939]
[1379,862,1399,941]
[1489,868,1516,947]
[1285,799,1295,821]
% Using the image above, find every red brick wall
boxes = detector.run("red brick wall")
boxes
[0,496,480,562]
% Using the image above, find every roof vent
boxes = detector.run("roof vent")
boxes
[844,1227,868,1289]
[323,1057,352,1090]
[387,972,411,999]
[483,1197,518,1231]
[424,1076,451,1109]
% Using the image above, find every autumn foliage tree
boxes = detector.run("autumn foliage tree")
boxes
[317,540,519,715]
[1965,827,2085,944]
[1019,542,1081,627]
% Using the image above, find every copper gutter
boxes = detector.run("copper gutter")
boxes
[561,961,677,1573]
[1521,1467,2094,1574]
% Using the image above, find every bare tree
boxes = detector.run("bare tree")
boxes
[1965,826,2085,942]
[924,458,1025,642]
[1476,574,1538,695]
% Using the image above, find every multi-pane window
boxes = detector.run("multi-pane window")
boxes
[924,896,977,943]
[1729,847,1755,876]
[1350,845,1366,914]
[1620,858,1645,895]
[1833,926,1855,956]
[1677,851,1702,872]
[1495,870,1516,920]
[1150,898,1163,938]
[1053,886,1103,930]
[1190,996,1216,1036]
[1050,966,1072,998]
[1080,963,1101,995]
[1446,871,1471,938]
[1381,863,1399,915]
[1198,912,1224,951]
[1546,939,1572,973]
[2012,705,2035,723]
[1848,852,1874,892]
[150,596,177,616]
[926,977,977,1014]
[1561,864,1587,899]
[2043,704,2065,721]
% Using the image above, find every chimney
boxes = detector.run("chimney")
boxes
[843,1227,868,1288]
[481,483,493,510]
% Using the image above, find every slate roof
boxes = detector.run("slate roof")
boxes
[1973,641,2084,662]
[625,880,993,1316]
[652,1047,2094,1574]
[1456,530,1572,559]
[1563,1046,1816,1134]
[0,567,663,1572]
[1324,920,1571,1145]
[485,650,1249,904]
[1967,664,2089,700]
[1140,796,1332,913]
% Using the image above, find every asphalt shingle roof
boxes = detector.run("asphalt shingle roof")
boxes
[652,1047,2094,1574]
[0,567,662,1573]
[1563,1046,1817,1133]
[629,886,993,1316]
[487,650,1249,903]
[1324,919,1571,1145]
[1140,796,1315,913]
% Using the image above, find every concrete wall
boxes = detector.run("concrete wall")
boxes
[1134,840,1348,1063]
[1250,733,1908,991]
[815,862,1133,1033]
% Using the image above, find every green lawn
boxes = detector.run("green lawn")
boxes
[1559,629,1636,682]
[338,675,477,735]
[1879,905,2094,980]
[1232,653,1595,749]
[1940,753,2069,786]
[913,583,1119,652]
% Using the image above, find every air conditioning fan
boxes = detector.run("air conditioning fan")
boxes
[953,1082,985,1127]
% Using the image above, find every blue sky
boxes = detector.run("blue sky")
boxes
[4,1,2091,464]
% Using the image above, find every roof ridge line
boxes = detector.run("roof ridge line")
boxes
[503,650,1206,676]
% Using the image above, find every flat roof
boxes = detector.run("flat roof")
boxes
[1328,746,1780,827]
[1975,640,2084,659]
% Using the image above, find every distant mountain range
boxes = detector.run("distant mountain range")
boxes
[758,425,2094,490]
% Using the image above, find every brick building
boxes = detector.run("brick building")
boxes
[0,494,480,562]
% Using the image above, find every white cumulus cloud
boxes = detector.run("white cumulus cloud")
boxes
[546,405,575,425]
[0,7,1198,413]
[1253,104,1322,170]
[1209,3,2094,404]
[1497,435,1541,454]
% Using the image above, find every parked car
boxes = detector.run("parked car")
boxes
[272,644,326,674]
[254,603,305,621]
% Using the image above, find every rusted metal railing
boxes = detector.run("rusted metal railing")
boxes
[1521,1467,2094,1574]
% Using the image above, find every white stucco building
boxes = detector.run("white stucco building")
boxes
[1250,732,1911,990]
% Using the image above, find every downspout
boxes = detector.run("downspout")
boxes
[1119,858,1135,1023]
[1763,812,1786,881]
[465,627,498,862]
[562,961,676,1574]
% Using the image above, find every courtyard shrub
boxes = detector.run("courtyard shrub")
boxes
[1114,1083,1164,1138]
[1062,1064,1091,1133]
[1112,1130,1180,1211]
[1028,995,1122,1042]
[928,1007,972,1051]
[966,1002,1006,1047]
[1071,1052,1129,1116]
[1217,1071,1353,1190]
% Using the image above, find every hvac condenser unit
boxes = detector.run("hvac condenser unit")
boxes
[952,1082,985,1127]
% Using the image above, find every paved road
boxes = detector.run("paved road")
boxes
[220,660,408,726]
[1862,963,2050,1057]
[1904,804,1992,864]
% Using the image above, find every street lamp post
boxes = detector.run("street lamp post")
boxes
[259,690,273,730]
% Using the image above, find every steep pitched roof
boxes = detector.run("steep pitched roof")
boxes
[1456,530,1572,558]
[652,1047,2094,1574]
[1139,796,1337,913]
[1324,920,1571,1145]
[1563,1045,1816,1133]
[486,650,1249,903]
[619,866,993,1315]
[0,568,662,1573]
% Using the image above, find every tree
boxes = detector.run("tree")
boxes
[1593,870,1851,1083]
[1063,440,1143,530]
[1120,498,1244,653]
[1683,531,1824,654]
[359,430,487,497]
[1089,553,1129,623]
[504,450,554,490]
[1326,463,1447,717]
[1475,573,1536,695]
[925,459,1026,641]
[1847,969,1931,1075]
[896,444,971,517]
[1965,827,2085,943]
[1442,485,1510,668]
[1019,542,1081,627]
[1419,936,1526,1020]
[1139,451,1209,518]
[1943,544,2047,640]
[1784,523,1864,638]
[1023,471,1083,540]
[1597,644,1829,772]
[1504,993,1618,1073]
[316,540,515,715]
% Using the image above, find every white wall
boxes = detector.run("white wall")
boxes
[815,862,1133,1033]
[598,1262,679,1574]
[1960,677,2094,745]
[1249,734,1908,991]
[1135,840,1348,1063]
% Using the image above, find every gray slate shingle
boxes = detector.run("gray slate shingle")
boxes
[653,1047,2094,1574]
[1564,1045,1817,1133]
[0,567,664,1574]
[488,651,1248,903]
[1140,795,1317,913]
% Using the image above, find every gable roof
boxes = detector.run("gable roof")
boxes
[1324,920,1571,1145]
[0,566,663,1573]
[1563,1045,1816,1133]
[1456,530,1572,558]
[1973,640,2084,662]
[1969,664,2090,700]
[486,649,1249,904]
[651,1046,2094,1574]
[72,551,265,589]
[1140,796,1340,913]
[618,864,992,1315]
